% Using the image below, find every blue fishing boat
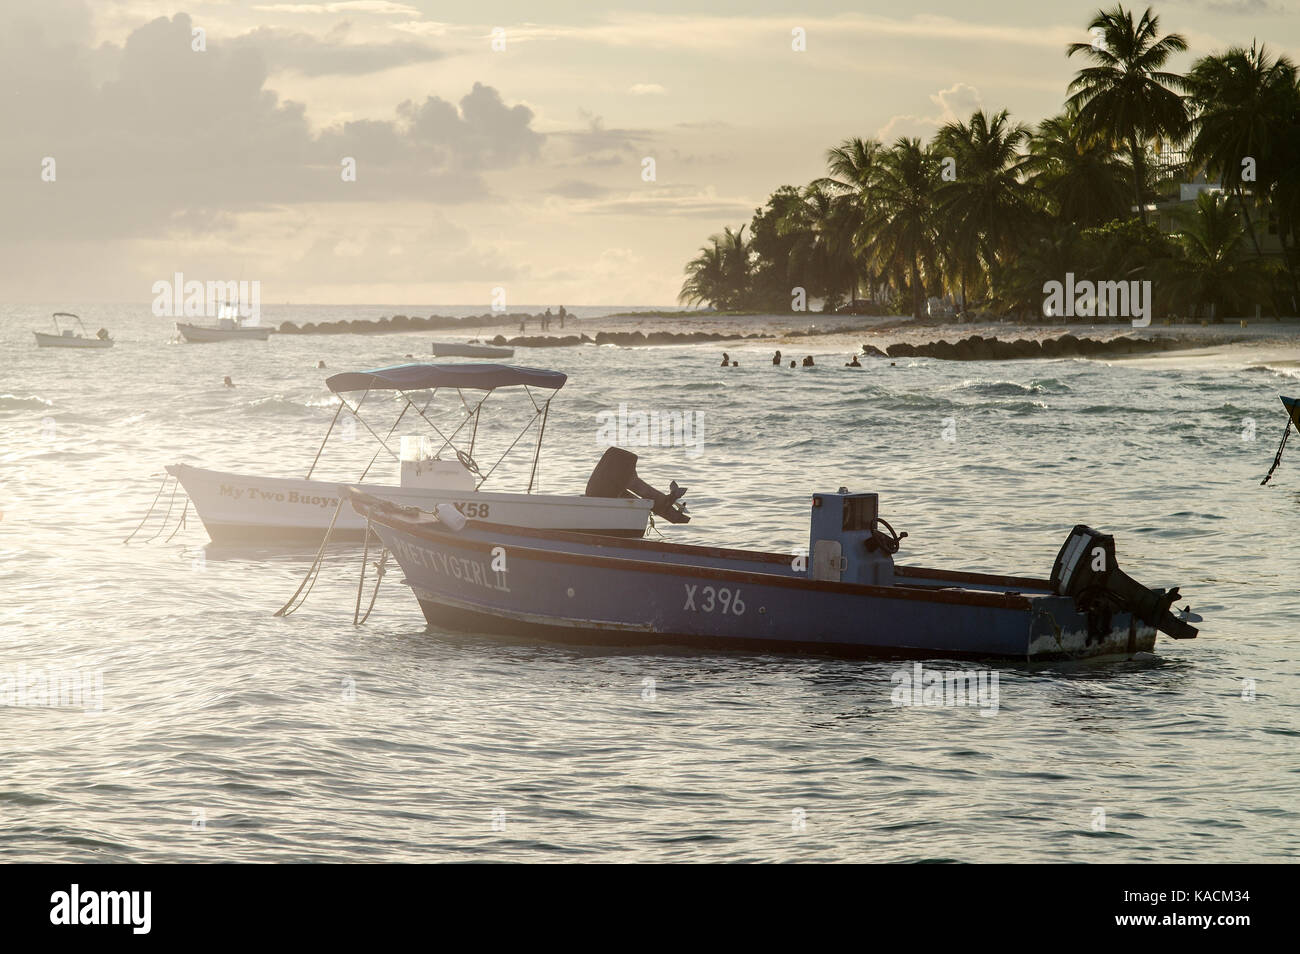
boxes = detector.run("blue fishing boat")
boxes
[346,487,1199,661]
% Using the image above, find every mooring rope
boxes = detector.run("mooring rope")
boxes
[274,497,346,617]
[1260,420,1291,486]
[143,476,183,543]
[123,473,174,544]
[353,519,389,626]
[164,498,190,542]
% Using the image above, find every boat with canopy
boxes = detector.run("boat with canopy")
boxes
[176,300,271,342]
[163,363,689,545]
[34,312,113,349]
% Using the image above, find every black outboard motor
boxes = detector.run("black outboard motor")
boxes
[585,447,690,524]
[1050,525,1198,640]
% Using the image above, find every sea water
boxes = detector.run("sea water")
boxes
[1,303,1297,862]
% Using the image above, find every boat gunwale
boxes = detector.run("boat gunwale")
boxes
[352,491,1043,611]
[166,463,655,511]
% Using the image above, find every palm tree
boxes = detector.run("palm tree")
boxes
[679,225,751,310]
[1186,42,1298,258]
[679,238,728,309]
[858,138,942,319]
[747,185,808,310]
[1066,4,1190,224]
[779,182,858,310]
[933,109,1035,306]
[1274,89,1300,310]
[1024,108,1132,228]
[1161,191,1271,319]
[823,137,884,195]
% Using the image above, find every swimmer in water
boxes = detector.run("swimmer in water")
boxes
[845,354,861,367]
[772,350,782,365]
[789,360,796,368]
[317,360,326,369]
[802,355,814,367]
[721,352,730,367]
[223,376,234,388]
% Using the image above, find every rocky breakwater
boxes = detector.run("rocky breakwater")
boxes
[862,333,1208,361]
[277,313,513,335]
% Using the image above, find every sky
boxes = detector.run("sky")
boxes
[1,0,1296,307]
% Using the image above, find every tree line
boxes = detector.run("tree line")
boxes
[679,5,1300,321]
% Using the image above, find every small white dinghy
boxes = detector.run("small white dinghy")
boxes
[34,312,113,349]
[163,363,689,545]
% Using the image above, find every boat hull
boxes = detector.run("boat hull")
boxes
[1283,395,1299,429]
[176,323,272,342]
[166,464,652,544]
[359,506,1158,662]
[34,332,113,349]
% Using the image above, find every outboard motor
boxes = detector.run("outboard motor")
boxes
[585,447,690,524]
[808,490,905,586]
[1050,525,1198,639]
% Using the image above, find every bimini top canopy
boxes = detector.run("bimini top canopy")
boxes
[325,363,567,394]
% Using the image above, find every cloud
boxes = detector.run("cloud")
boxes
[556,111,653,165]
[287,221,528,285]
[576,185,754,218]
[252,2,421,15]
[629,83,667,95]
[0,14,544,243]
[392,20,452,37]
[545,180,612,199]
[878,82,982,140]
[398,83,544,169]
[1201,0,1282,13]
[231,25,442,76]
[500,12,1080,54]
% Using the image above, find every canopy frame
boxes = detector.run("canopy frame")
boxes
[305,366,564,492]
[52,312,89,337]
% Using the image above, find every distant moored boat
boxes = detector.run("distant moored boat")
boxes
[176,301,271,342]
[33,312,113,349]
[432,341,514,358]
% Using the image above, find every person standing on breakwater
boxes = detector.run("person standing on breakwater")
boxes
[542,308,552,332]
[772,350,782,365]
[558,306,566,329]
[519,316,526,333]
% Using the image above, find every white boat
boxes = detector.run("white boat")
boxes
[176,301,271,342]
[166,363,689,545]
[34,313,113,349]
